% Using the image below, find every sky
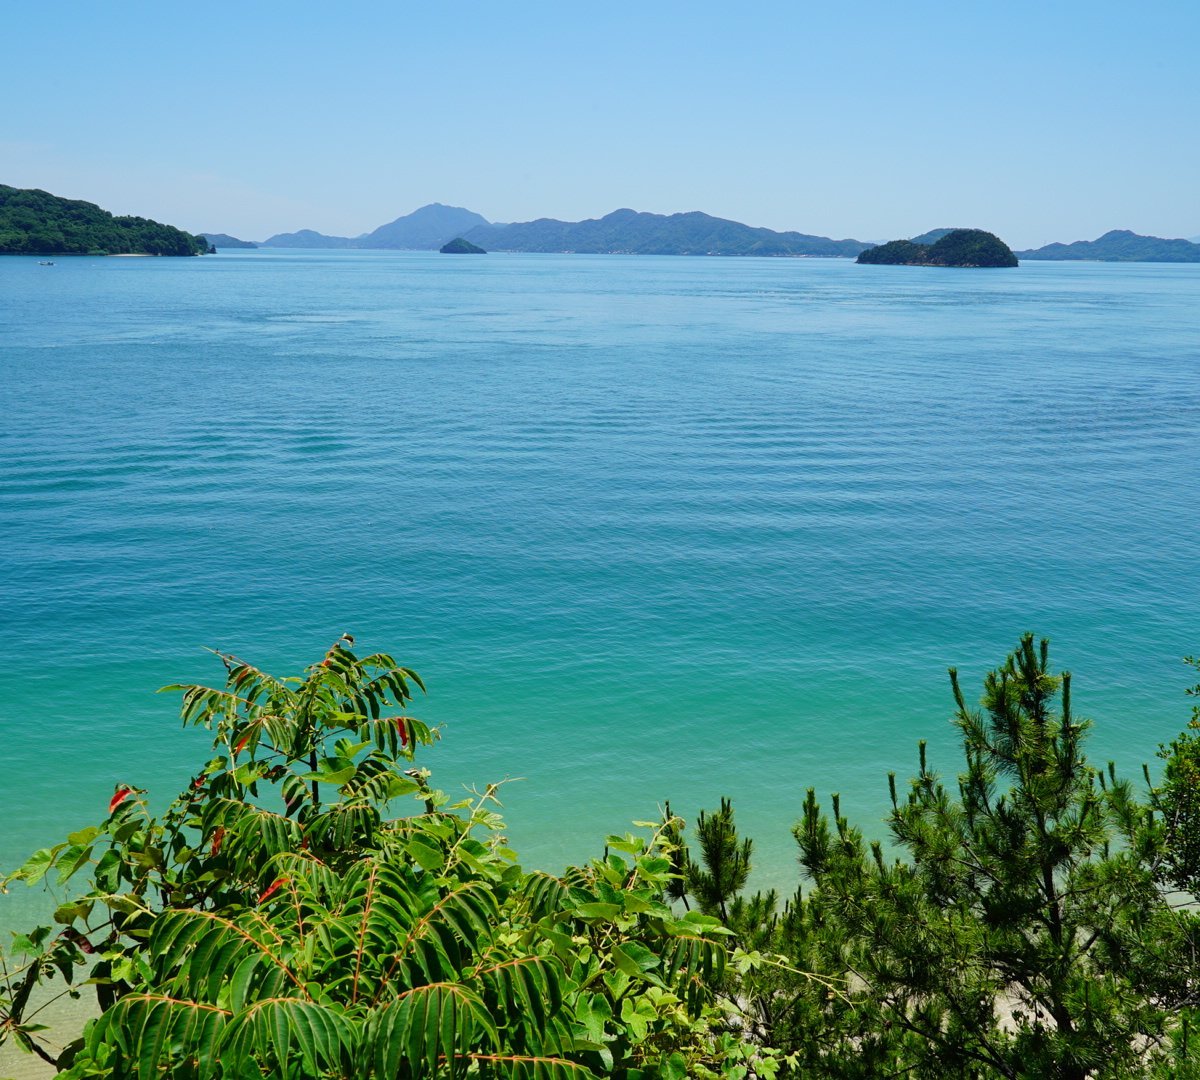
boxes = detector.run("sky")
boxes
[2,1,1197,249]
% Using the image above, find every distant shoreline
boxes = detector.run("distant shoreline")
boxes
[0,251,193,258]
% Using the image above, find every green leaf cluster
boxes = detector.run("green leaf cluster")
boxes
[1,638,749,1078]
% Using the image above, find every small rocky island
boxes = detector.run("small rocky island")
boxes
[440,237,486,254]
[857,228,1017,267]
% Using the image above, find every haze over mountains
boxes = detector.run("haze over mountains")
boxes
[460,209,870,257]
[262,204,488,250]
[3,182,1197,263]
[1016,229,1200,263]
[260,204,869,257]
[200,232,255,249]
[241,203,1200,263]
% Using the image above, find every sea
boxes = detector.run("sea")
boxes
[2,249,1199,933]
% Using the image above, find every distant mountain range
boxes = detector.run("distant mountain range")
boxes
[201,232,256,249]
[246,207,1200,264]
[459,209,870,257]
[258,204,869,258]
[909,228,962,244]
[1016,230,1200,263]
[260,228,350,249]
[262,204,487,249]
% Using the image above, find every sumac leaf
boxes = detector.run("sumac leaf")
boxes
[258,876,288,904]
[108,787,135,814]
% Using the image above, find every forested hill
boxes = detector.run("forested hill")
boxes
[1016,229,1200,262]
[857,229,1018,267]
[462,208,869,257]
[0,185,210,256]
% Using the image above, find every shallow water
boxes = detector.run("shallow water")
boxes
[2,250,1198,931]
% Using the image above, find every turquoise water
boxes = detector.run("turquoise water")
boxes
[2,250,1198,926]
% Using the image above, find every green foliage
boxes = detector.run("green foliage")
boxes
[8,634,1200,1077]
[0,185,210,256]
[922,228,1018,267]
[857,228,1018,267]
[1,638,745,1078]
[833,636,1200,1074]
[669,635,1200,1078]
[665,801,830,1072]
[1154,657,1200,897]
[683,800,751,922]
[787,634,1185,1076]
[855,238,927,264]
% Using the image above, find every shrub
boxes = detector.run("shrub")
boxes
[1,637,744,1078]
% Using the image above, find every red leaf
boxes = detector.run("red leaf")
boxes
[210,827,225,856]
[65,929,95,955]
[233,732,250,756]
[258,876,288,904]
[396,717,409,748]
[108,787,134,814]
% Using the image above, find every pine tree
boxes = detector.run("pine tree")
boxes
[790,634,1194,1078]
[1155,656,1200,898]
[685,798,752,921]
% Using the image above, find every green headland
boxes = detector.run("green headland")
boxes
[0,185,210,256]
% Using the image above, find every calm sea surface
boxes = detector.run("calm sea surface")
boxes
[2,250,1198,927]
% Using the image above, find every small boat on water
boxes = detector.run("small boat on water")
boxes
[38,260,55,266]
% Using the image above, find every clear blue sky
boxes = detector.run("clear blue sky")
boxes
[3,1,1196,248]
